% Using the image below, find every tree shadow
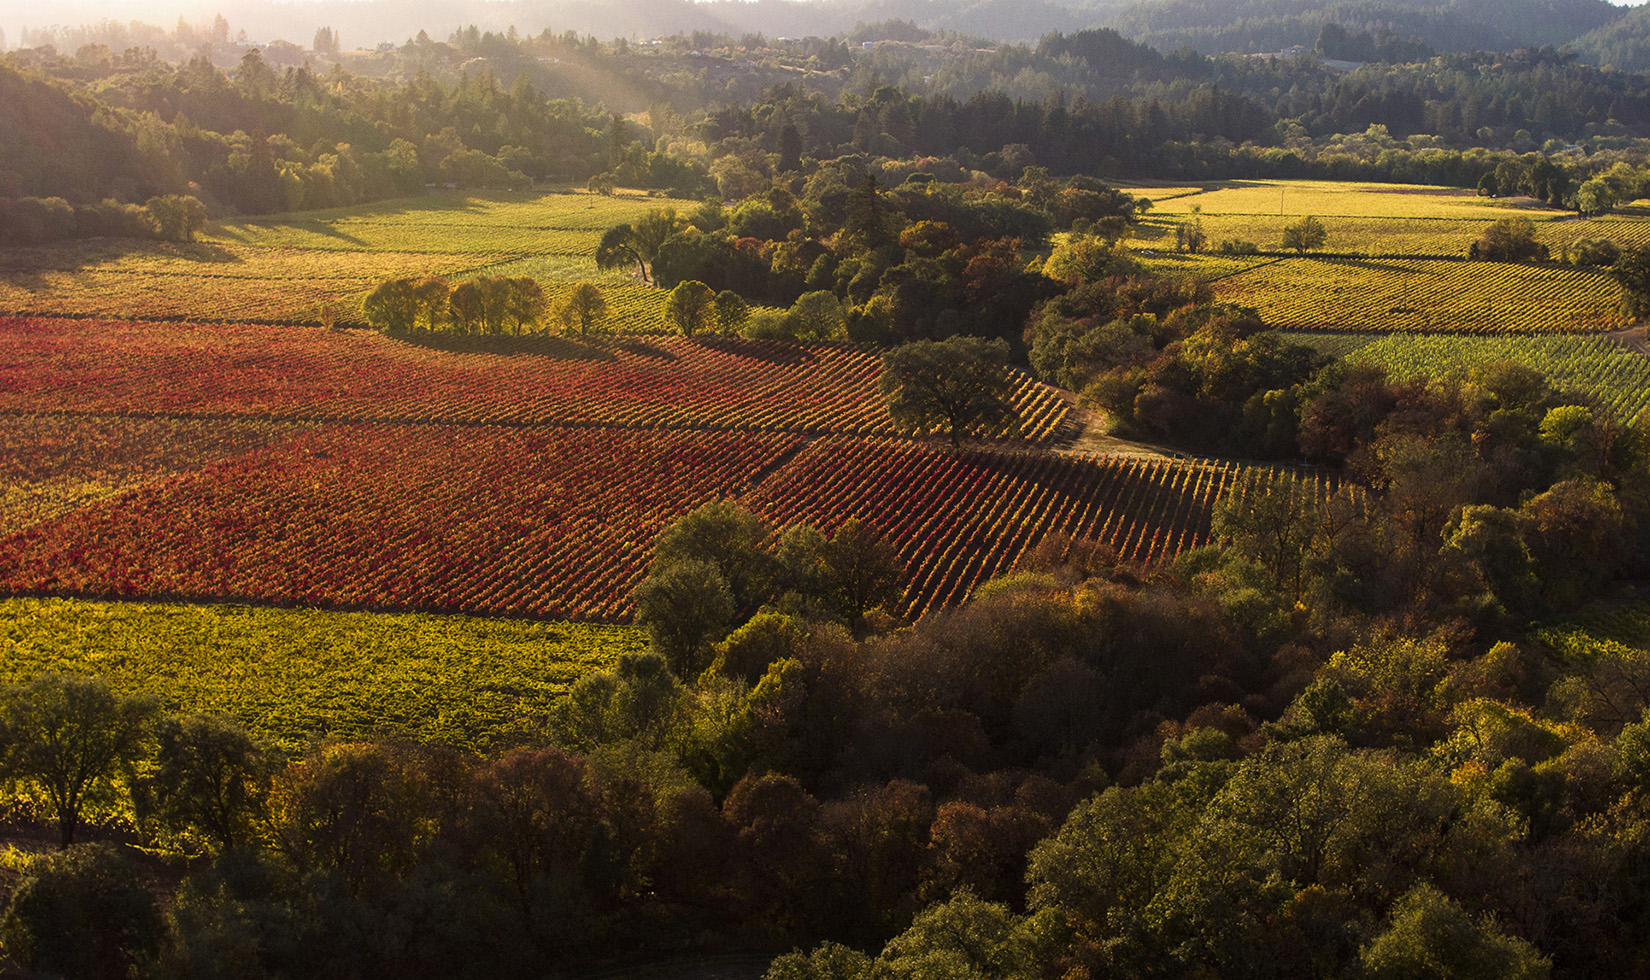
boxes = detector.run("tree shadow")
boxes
[689,335,814,365]
[213,219,370,248]
[607,337,679,361]
[0,238,245,292]
[390,331,619,362]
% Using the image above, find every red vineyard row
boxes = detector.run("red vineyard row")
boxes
[0,424,804,620]
[744,439,1258,616]
[0,420,1285,620]
[0,317,1070,441]
[1,415,304,486]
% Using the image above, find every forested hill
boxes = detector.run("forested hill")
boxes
[12,19,1650,222]
[1572,2,1650,72]
[1105,0,1626,56]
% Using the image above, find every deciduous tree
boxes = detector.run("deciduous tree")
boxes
[880,337,1018,447]
[558,281,608,336]
[363,277,419,332]
[0,674,158,848]
[1281,214,1328,256]
[667,279,717,336]
[145,712,270,854]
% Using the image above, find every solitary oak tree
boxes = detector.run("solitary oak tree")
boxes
[1281,215,1328,256]
[879,336,1019,447]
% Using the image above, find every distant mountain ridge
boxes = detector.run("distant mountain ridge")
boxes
[1104,0,1626,55]
[9,0,1638,57]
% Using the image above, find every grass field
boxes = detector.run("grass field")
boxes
[0,597,643,754]
[1295,332,1650,421]
[0,189,699,330]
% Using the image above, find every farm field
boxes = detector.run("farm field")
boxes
[1137,215,1489,258]
[0,317,1070,439]
[1141,179,1645,333]
[0,418,1260,620]
[0,314,1243,620]
[0,597,643,753]
[1214,257,1624,332]
[0,189,697,329]
[1149,180,1549,219]
[1296,332,1650,421]
[0,415,306,534]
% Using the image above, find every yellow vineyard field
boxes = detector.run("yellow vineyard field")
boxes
[1215,257,1626,332]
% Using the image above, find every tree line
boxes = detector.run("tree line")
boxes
[10,20,1650,230]
[362,274,617,336]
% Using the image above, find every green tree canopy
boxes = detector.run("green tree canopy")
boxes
[667,279,717,336]
[879,336,1019,447]
[1281,214,1328,255]
[145,194,208,242]
[144,712,270,854]
[0,674,158,848]
[363,277,419,332]
[633,560,737,677]
[558,281,608,336]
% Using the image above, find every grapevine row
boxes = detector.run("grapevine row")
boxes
[0,318,1071,442]
[0,423,1275,622]
[1216,257,1624,333]
[740,438,1256,617]
[0,424,806,621]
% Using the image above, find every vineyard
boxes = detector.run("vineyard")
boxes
[0,317,1071,440]
[0,414,1289,620]
[743,438,1294,615]
[0,415,305,533]
[5,179,1628,640]
[0,597,643,753]
[0,424,807,620]
[1298,332,1650,420]
[0,313,1284,625]
[0,189,697,330]
[1140,180,1650,334]
[1138,215,1493,258]
[1150,181,1547,220]
[1213,257,1625,332]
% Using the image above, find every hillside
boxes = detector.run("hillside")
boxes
[1103,0,1625,55]
[1570,1,1650,71]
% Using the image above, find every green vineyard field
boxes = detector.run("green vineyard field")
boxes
[1298,332,1650,420]
[0,597,643,753]
[1137,180,1648,333]
[0,189,699,330]
[1151,180,1548,220]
